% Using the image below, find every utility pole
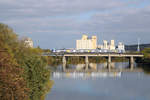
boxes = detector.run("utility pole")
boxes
[137,38,140,52]
[97,33,99,45]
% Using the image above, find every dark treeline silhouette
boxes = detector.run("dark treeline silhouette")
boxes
[125,44,150,52]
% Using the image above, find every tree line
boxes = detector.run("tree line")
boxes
[136,48,150,73]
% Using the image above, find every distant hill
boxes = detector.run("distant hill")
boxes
[125,44,150,52]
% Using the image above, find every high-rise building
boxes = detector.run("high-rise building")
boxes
[23,37,34,48]
[92,36,97,49]
[117,42,125,52]
[97,40,116,52]
[76,35,125,53]
[109,40,115,50]
[103,40,108,50]
[76,35,97,49]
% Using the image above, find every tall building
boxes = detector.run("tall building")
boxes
[117,42,125,52]
[97,40,116,52]
[103,40,108,50]
[92,36,97,49]
[23,37,34,48]
[76,35,97,49]
[109,40,115,50]
[76,34,125,52]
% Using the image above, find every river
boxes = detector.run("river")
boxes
[46,62,150,100]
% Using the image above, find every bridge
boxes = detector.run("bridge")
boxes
[43,52,144,71]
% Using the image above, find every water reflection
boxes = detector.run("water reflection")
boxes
[46,62,150,100]
[76,64,84,70]
[50,62,144,79]
[53,62,138,71]
[89,63,97,70]
[52,72,122,79]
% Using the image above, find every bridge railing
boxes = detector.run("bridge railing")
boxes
[42,52,143,56]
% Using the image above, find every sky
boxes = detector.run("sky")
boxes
[0,0,150,49]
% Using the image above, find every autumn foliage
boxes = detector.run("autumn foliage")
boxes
[0,23,53,100]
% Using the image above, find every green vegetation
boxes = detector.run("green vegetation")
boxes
[135,48,150,73]
[0,23,53,100]
[47,56,128,66]
[136,48,150,64]
[141,48,150,64]
[47,56,62,66]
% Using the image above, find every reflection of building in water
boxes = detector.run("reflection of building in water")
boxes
[75,62,117,70]
[89,63,97,70]
[111,62,115,68]
[52,72,122,79]
[76,64,85,70]
[76,63,97,70]
[103,62,107,68]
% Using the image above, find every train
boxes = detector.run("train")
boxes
[51,48,125,54]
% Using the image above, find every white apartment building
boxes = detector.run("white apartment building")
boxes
[117,42,125,52]
[109,40,115,50]
[76,34,125,52]
[98,40,116,51]
[76,35,97,49]
[23,37,34,48]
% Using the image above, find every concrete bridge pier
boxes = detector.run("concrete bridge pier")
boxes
[129,56,134,70]
[62,56,66,71]
[85,56,89,70]
[107,56,112,70]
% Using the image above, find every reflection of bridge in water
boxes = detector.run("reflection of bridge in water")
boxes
[51,67,143,79]
[62,68,143,73]
[52,72,122,79]
[44,52,143,71]
[61,63,143,72]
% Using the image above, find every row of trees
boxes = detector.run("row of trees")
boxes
[136,48,150,65]
[141,48,150,64]
[135,48,150,73]
[0,23,53,100]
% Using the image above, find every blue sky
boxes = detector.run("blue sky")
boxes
[0,0,150,49]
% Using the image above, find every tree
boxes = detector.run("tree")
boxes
[0,23,53,100]
[0,49,29,100]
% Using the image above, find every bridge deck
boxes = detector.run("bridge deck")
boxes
[60,68,143,73]
[43,53,144,57]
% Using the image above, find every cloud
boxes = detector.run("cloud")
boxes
[0,0,150,48]
[0,0,127,18]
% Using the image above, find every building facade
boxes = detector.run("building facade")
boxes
[103,40,108,50]
[76,34,125,52]
[98,40,116,51]
[109,40,115,50]
[117,42,125,52]
[76,35,97,49]
[23,37,34,48]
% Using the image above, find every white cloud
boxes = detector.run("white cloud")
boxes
[0,0,150,48]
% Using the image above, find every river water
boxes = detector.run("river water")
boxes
[46,62,150,100]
